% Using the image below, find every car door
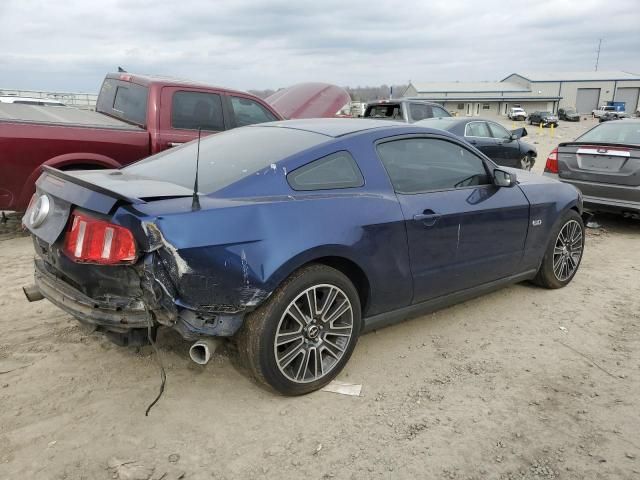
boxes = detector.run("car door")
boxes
[376,135,530,304]
[464,121,498,158]
[487,121,522,168]
[157,87,228,150]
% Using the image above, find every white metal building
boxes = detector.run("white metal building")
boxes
[403,71,640,116]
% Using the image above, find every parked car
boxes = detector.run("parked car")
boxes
[508,107,527,121]
[416,117,537,170]
[558,108,580,122]
[23,118,584,395]
[363,99,450,123]
[544,119,640,216]
[599,111,624,123]
[528,111,559,128]
[0,73,349,212]
[0,95,66,107]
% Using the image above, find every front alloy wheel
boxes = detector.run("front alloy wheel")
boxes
[552,219,583,281]
[533,210,584,289]
[519,155,533,171]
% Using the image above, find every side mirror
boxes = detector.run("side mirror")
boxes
[493,169,517,188]
[511,127,527,139]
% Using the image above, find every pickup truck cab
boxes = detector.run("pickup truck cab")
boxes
[363,99,450,123]
[592,105,624,118]
[0,73,294,211]
[507,107,527,121]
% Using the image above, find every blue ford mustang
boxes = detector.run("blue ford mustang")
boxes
[23,119,584,395]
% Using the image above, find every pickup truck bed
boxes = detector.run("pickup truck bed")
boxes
[0,104,141,130]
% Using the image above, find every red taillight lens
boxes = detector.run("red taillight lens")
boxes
[544,148,559,174]
[63,213,137,264]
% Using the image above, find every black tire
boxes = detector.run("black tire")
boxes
[532,210,584,289]
[236,264,362,395]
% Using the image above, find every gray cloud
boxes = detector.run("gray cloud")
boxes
[1,0,638,92]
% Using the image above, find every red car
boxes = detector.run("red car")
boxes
[0,73,349,211]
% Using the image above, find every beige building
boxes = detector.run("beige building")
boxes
[403,71,640,116]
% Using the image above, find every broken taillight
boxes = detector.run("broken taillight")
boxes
[544,148,559,174]
[63,213,137,265]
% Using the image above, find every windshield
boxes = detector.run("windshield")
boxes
[564,109,576,114]
[539,111,553,116]
[123,126,328,193]
[577,121,640,145]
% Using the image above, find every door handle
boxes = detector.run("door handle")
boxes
[413,211,441,227]
[468,139,477,145]
[168,142,184,147]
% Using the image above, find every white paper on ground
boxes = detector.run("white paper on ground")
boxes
[321,380,362,396]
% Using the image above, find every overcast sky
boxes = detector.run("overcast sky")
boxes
[1,0,639,93]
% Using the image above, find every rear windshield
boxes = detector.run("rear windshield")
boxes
[96,78,149,127]
[577,121,640,144]
[365,104,403,120]
[123,126,328,193]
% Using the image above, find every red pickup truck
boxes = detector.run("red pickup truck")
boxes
[0,73,349,211]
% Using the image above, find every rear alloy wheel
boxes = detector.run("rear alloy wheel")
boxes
[519,155,534,171]
[533,210,584,289]
[236,264,361,395]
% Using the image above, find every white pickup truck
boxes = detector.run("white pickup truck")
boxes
[508,107,527,121]
[592,105,625,118]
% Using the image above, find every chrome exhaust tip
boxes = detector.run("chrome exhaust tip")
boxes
[23,284,44,302]
[189,338,221,365]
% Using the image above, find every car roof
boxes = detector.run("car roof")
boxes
[368,98,444,106]
[248,118,406,138]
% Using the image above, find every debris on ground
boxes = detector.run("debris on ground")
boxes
[320,380,362,396]
[107,457,155,480]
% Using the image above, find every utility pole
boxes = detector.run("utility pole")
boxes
[595,39,602,71]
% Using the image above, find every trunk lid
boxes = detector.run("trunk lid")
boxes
[23,166,192,245]
[557,143,640,187]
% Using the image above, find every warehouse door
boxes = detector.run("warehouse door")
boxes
[576,88,600,113]
[615,87,640,113]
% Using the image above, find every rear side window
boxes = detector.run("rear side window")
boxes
[97,79,149,126]
[172,91,224,131]
[287,151,364,191]
[230,96,278,127]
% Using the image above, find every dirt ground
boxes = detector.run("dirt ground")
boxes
[2,118,640,480]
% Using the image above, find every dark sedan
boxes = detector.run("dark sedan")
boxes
[558,108,580,122]
[417,117,537,170]
[23,119,584,395]
[529,111,559,128]
[544,119,640,217]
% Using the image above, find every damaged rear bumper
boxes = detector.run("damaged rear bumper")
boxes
[34,258,151,331]
[32,253,248,341]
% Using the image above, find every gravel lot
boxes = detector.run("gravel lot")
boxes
[1,117,639,480]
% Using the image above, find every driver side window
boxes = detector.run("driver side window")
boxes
[377,138,491,194]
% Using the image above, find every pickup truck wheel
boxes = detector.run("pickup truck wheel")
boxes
[236,264,361,395]
[532,210,584,289]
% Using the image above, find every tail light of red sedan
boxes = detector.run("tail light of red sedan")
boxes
[63,213,137,265]
[544,148,559,174]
